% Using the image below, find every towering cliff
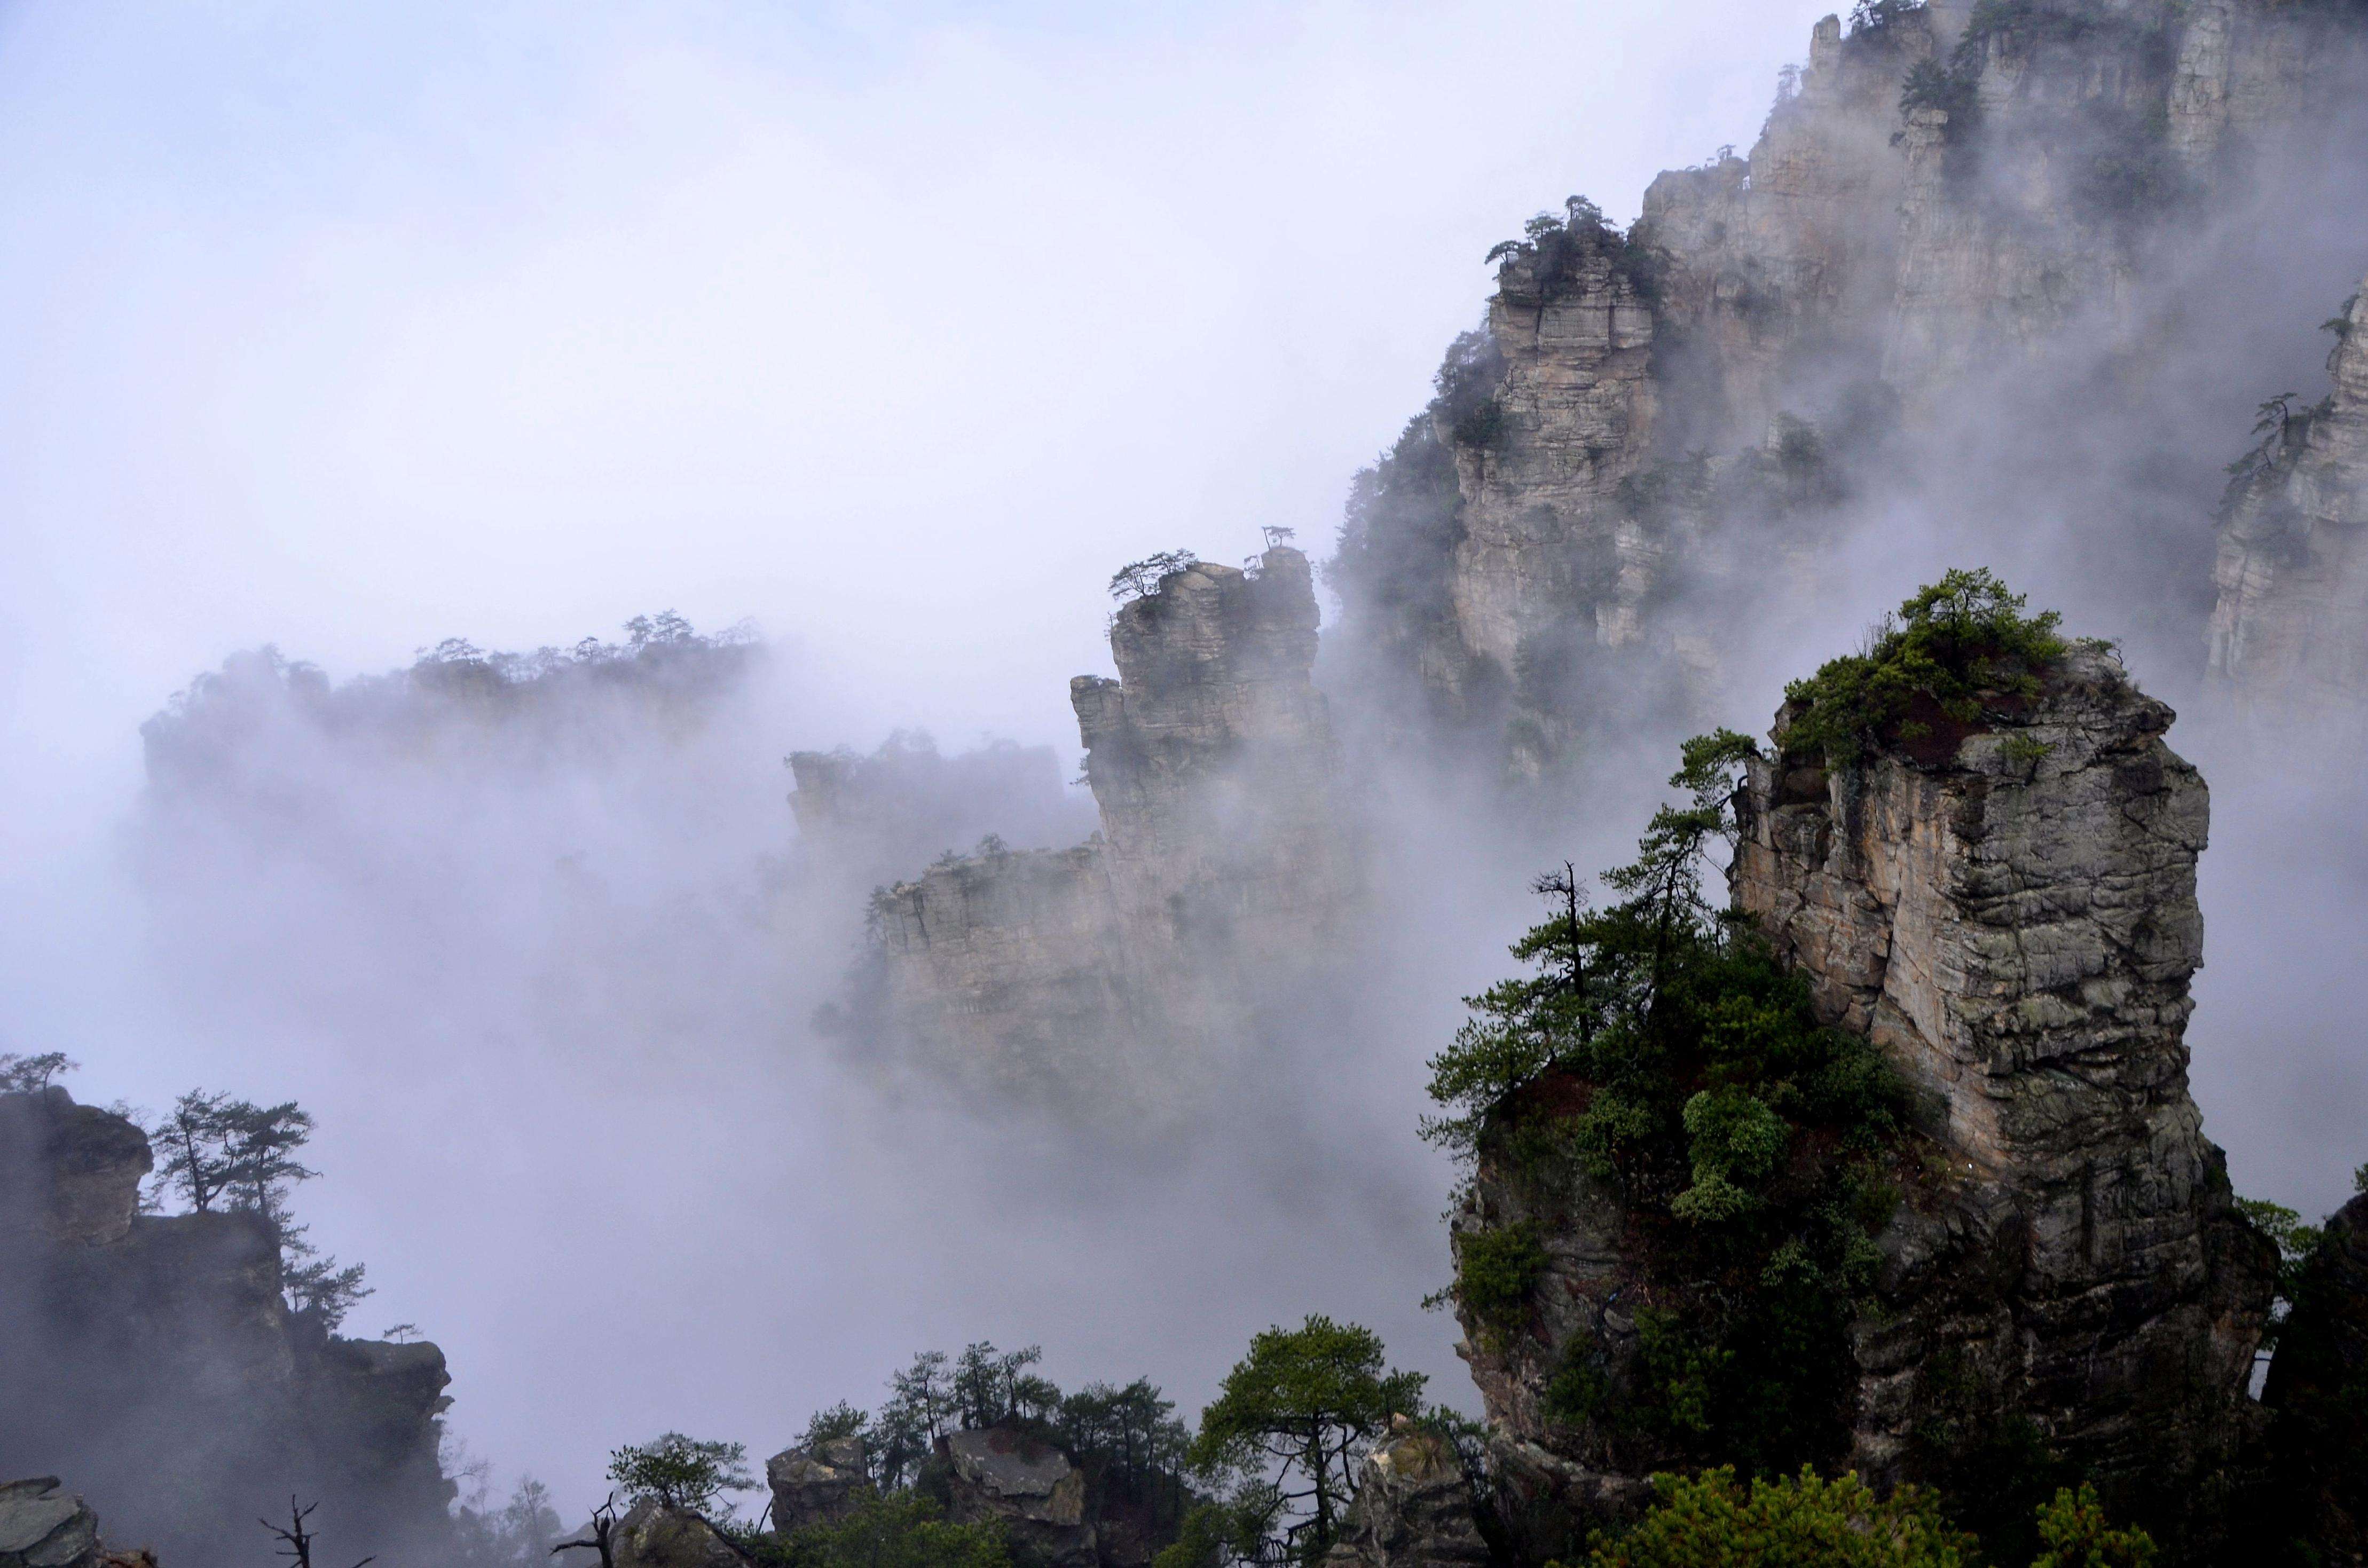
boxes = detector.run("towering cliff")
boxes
[0,1088,454,1568]
[2208,275,2368,712]
[1447,642,2274,1563]
[1335,0,2368,771]
[843,547,1352,1117]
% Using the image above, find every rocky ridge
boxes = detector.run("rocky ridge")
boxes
[1341,0,2368,769]
[1446,648,2276,1563]
[841,546,1351,1117]
[2208,273,2368,712]
[0,1088,453,1568]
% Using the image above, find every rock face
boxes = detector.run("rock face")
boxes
[610,1503,748,1568]
[1339,2,2368,766]
[767,1439,872,1533]
[851,547,1351,1116]
[938,1429,1096,1568]
[1320,1428,1489,1568]
[1730,645,2272,1545]
[2208,275,2368,712]
[0,1088,455,1568]
[2261,1194,2368,1564]
[0,1480,99,1568]
[1453,647,2274,1562]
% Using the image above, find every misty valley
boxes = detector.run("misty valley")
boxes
[12,2,2368,1567]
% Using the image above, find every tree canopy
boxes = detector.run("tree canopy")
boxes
[1186,1315,1425,1565]
[608,1433,757,1517]
[1423,730,1908,1476]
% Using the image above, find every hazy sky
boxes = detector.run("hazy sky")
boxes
[0,0,1845,1518]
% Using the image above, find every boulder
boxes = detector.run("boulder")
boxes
[610,1501,746,1568]
[1321,1424,1489,1568]
[0,1479,98,1568]
[938,1429,1095,1568]
[766,1439,871,1533]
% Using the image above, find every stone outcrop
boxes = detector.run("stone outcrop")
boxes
[938,1429,1096,1568]
[1342,2,2368,766]
[1731,645,2272,1543]
[2261,1193,2368,1564]
[0,1480,99,1568]
[0,1087,455,1568]
[849,547,1351,1117]
[2208,275,2368,713]
[610,1502,749,1568]
[1319,1426,1489,1568]
[766,1439,872,1533]
[1451,646,2275,1562]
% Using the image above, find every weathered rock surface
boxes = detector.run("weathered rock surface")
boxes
[2261,1193,2368,1565]
[939,1429,1096,1568]
[1733,647,2272,1549]
[1454,648,2273,1562]
[852,547,1351,1117]
[1343,2,2368,766]
[611,1502,748,1568]
[1320,1427,1489,1568]
[0,1088,455,1568]
[2208,275,2368,712]
[767,1439,872,1533]
[0,1480,98,1568]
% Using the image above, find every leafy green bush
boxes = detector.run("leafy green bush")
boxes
[1777,569,2066,767]
[608,1432,757,1516]
[762,1494,1008,1568]
[1453,1221,1549,1343]
[1588,1467,1974,1567]
[2029,1484,2156,1568]
[1424,731,1908,1474]
[1588,1471,2157,1568]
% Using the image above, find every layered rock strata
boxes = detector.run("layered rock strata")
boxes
[1452,647,2274,1562]
[2208,275,2368,711]
[1343,1,2368,765]
[0,1088,454,1568]
[1731,646,2272,1538]
[847,548,1350,1116]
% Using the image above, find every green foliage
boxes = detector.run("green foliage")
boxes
[1453,1221,1549,1344]
[1425,729,1910,1476]
[1588,1467,1974,1567]
[2241,1196,2326,1353]
[1109,550,1200,604]
[2029,1485,2157,1568]
[1189,1317,1426,1565]
[607,1432,757,1517]
[1850,0,1928,37]
[1484,196,1656,300]
[800,1401,875,1456]
[0,1051,75,1093]
[1778,569,2066,767]
[768,1493,1008,1568]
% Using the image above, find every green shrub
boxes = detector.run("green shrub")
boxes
[2029,1484,2156,1568]
[766,1494,1008,1568]
[1424,730,1908,1475]
[1778,569,2066,767]
[1454,1222,1549,1343]
[1588,1467,1974,1567]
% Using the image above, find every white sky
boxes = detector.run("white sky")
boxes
[0,0,1854,1512]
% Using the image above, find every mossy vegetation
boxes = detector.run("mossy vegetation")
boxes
[1423,732,1911,1477]
[1586,1469,2157,1568]
[1776,568,2066,768]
